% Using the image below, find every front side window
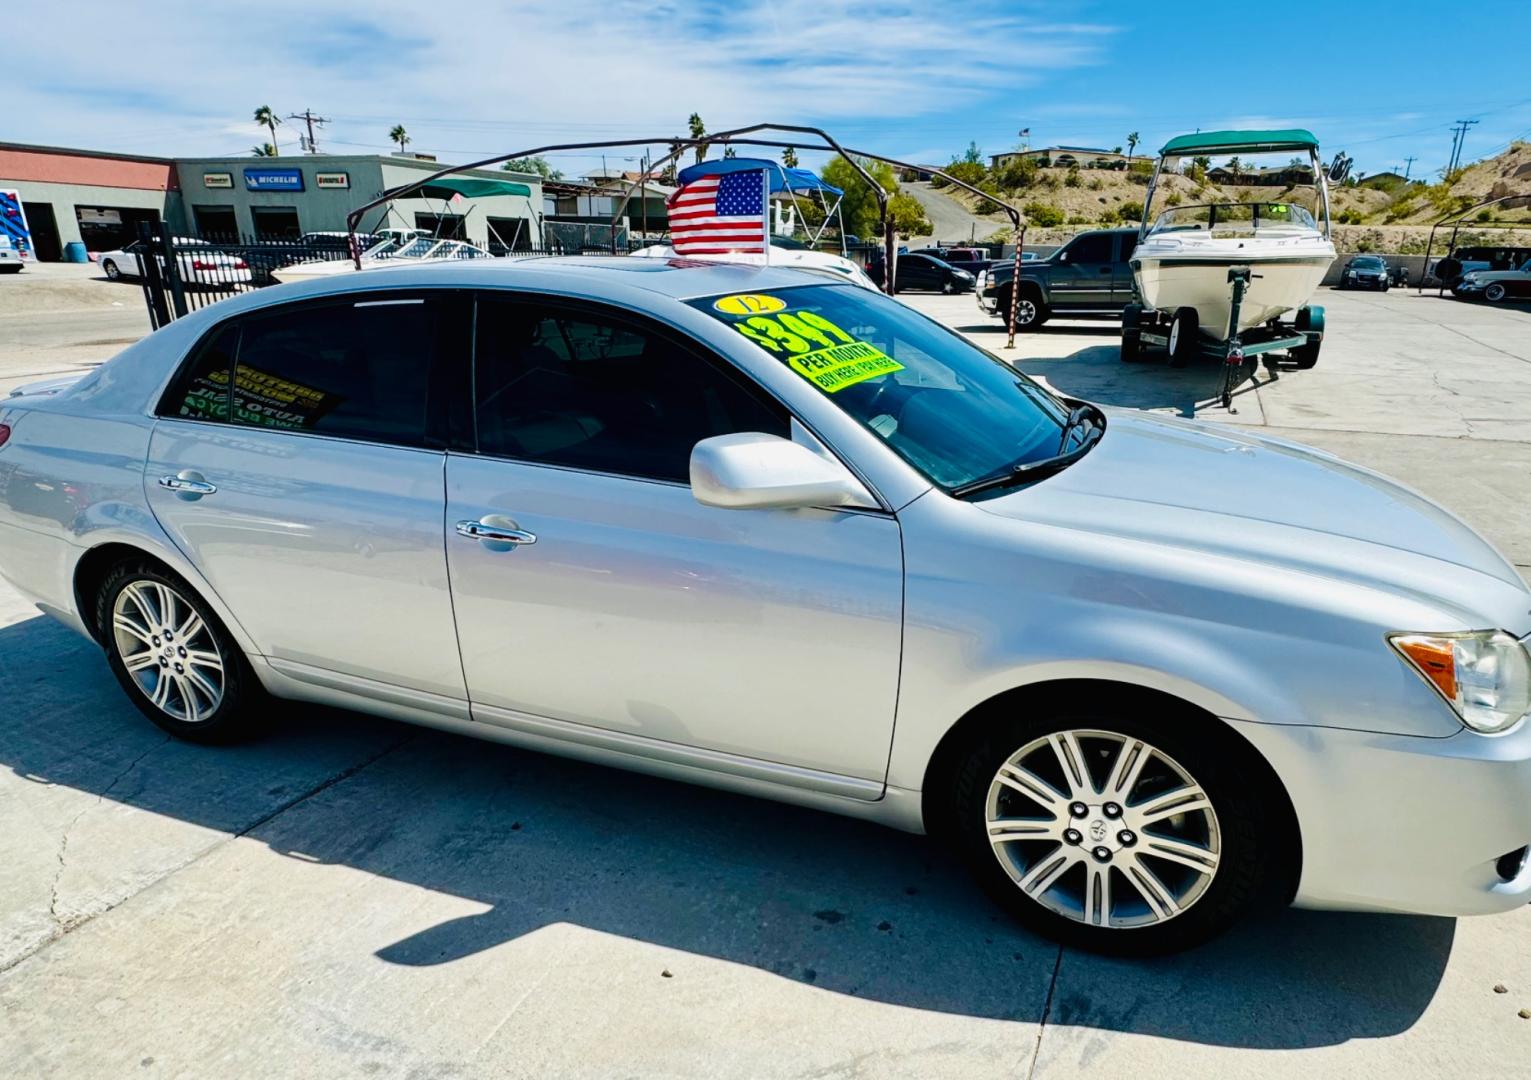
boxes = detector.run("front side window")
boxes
[690,284,1071,490]
[161,294,444,447]
[473,298,788,483]
[1065,234,1113,263]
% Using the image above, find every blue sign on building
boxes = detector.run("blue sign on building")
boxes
[243,168,305,192]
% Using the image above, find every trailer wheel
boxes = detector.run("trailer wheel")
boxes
[1120,304,1145,362]
[1291,306,1323,369]
[1168,308,1199,366]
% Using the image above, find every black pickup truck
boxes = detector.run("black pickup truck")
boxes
[976,227,1139,329]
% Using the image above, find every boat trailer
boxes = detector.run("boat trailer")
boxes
[1124,268,1324,413]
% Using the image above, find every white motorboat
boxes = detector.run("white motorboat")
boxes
[1132,129,1338,340]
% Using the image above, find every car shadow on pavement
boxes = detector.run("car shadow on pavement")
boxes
[0,613,1453,1048]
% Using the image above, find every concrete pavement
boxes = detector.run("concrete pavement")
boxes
[2,271,1530,1077]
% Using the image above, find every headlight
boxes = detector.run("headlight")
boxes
[977,270,989,289]
[1390,630,1531,734]
[955,270,973,280]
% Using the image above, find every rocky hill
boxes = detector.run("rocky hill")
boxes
[940,142,1530,253]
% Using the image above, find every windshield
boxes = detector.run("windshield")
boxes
[1149,202,1318,235]
[691,284,1072,490]
[1351,257,1384,268]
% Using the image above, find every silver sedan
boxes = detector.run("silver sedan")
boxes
[2,258,1529,956]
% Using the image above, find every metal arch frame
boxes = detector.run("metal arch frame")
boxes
[343,122,1029,336]
[1418,193,1531,294]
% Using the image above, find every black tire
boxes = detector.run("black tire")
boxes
[1001,286,1048,330]
[102,259,121,281]
[1168,307,1198,365]
[1434,257,1462,283]
[945,701,1277,956]
[1120,304,1144,362]
[1485,283,1508,303]
[1291,306,1322,369]
[96,558,265,744]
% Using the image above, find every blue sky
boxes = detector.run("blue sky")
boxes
[9,0,1529,180]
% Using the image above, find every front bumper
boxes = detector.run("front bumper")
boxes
[1230,715,1531,917]
[976,288,999,314]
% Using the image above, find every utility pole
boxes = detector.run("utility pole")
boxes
[1402,156,1416,181]
[1447,120,1478,175]
[286,109,330,154]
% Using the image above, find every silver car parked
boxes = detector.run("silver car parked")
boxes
[2,258,1529,955]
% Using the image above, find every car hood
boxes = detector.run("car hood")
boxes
[975,410,1529,627]
[1464,269,1530,283]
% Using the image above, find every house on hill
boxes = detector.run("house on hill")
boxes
[990,146,1146,171]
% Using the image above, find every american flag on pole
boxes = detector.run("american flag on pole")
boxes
[667,169,767,255]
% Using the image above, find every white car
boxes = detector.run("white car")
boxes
[98,238,253,288]
[630,242,881,291]
[0,234,22,274]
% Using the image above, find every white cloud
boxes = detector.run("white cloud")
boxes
[8,0,1115,171]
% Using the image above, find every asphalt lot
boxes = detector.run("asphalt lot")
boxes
[2,266,1529,1076]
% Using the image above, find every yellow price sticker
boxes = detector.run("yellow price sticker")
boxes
[786,340,904,393]
[714,293,787,315]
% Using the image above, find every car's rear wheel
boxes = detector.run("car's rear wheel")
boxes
[102,259,121,281]
[97,559,264,743]
[948,707,1273,955]
[1485,283,1508,303]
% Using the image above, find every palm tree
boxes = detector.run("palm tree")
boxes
[253,106,280,157]
[251,143,277,157]
[1126,131,1140,159]
[688,112,708,164]
[1228,156,1244,184]
[389,125,411,154]
[782,147,798,168]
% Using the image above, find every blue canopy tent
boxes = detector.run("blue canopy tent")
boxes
[673,157,846,250]
[675,157,843,196]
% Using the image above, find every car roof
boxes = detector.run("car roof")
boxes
[171,256,851,323]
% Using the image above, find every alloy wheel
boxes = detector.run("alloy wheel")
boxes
[111,580,226,722]
[985,729,1221,929]
[1014,298,1037,326]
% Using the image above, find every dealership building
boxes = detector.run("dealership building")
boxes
[0,142,543,258]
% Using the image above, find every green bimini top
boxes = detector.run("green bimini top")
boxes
[1160,129,1320,156]
[418,176,533,200]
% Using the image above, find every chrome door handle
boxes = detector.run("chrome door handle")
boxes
[158,473,217,498]
[455,520,537,546]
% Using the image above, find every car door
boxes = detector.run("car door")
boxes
[896,254,938,291]
[444,294,904,790]
[145,290,471,705]
[1047,232,1117,310]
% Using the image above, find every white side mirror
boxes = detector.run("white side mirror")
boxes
[690,433,875,511]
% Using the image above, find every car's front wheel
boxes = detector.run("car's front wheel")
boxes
[97,559,264,743]
[102,259,121,281]
[948,707,1274,955]
[1485,283,1508,303]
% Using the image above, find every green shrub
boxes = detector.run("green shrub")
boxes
[1114,201,1143,222]
[1165,192,1183,206]
[1064,165,1082,188]
[1066,214,1090,225]
[1023,201,1066,227]
[1476,209,1494,222]
[994,157,1038,192]
[1087,177,1104,191]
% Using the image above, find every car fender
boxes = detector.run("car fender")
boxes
[65,516,263,660]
